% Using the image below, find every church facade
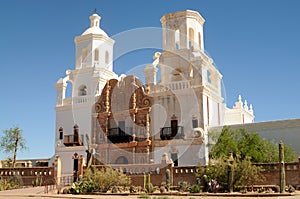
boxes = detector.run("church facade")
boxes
[54,10,254,175]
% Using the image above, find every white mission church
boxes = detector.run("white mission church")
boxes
[54,9,256,176]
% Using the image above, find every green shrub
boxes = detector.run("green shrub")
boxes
[71,166,130,194]
[178,181,189,192]
[0,177,20,191]
[189,184,200,193]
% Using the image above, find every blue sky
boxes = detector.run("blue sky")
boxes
[0,0,299,160]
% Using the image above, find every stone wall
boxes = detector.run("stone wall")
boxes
[255,158,300,186]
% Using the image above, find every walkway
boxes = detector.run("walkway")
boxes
[0,187,299,199]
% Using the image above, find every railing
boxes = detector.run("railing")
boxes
[160,126,184,140]
[107,127,148,143]
[107,128,133,144]
[162,80,190,91]
[44,175,73,194]
[62,96,100,106]
[63,134,84,146]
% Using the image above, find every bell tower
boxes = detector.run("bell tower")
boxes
[160,10,205,52]
[55,12,117,175]
[74,13,114,71]
[159,10,207,84]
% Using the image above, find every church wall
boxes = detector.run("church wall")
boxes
[55,146,86,176]
[153,143,205,166]
[56,106,92,137]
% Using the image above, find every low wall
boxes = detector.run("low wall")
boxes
[93,163,173,187]
[255,160,300,186]
[0,167,55,186]
[173,166,198,186]
[86,158,300,188]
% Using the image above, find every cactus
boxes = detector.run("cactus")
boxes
[166,169,170,191]
[143,174,146,191]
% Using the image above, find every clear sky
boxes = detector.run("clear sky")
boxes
[0,0,300,160]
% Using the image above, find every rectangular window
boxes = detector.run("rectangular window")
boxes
[192,119,198,128]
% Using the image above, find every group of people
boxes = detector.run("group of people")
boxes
[202,175,220,193]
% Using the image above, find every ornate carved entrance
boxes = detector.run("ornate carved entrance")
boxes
[93,75,153,164]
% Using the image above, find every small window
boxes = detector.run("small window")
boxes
[105,51,109,64]
[78,85,87,96]
[73,124,79,142]
[175,29,180,50]
[188,28,194,48]
[94,49,99,61]
[172,68,182,81]
[82,48,87,62]
[192,119,198,128]
[198,32,202,49]
[207,70,212,83]
[59,127,63,140]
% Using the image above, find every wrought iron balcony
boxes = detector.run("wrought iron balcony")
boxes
[160,126,184,140]
[107,127,133,144]
[63,134,84,146]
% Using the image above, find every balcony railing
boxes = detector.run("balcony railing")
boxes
[107,127,147,143]
[160,126,184,140]
[63,134,84,146]
[107,128,133,144]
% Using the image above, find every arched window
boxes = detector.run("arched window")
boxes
[175,29,180,50]
[188,64,193,79]
[207,70,212,83]
[78,85,87,96]
[94,49,99,61]
[188,28,194,48]
[65,81,73,98]
[198,32,202,50]
[73,124,79,142]
[105,51,109,64]
[82,48,87,62]
[59,127,63,140]
[172,68,182,81]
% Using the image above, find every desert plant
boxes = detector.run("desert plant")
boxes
[189,184,200,193]
[178,181,189,192]
[166,169,170,191]
[71,166,130,194]
[0,177,20,191]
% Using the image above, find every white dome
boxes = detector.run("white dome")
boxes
[81,13,108,36]
[82,27,108,36]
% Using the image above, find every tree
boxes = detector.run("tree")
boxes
[0,126,27,167]
[197,157,265,192]
[209,127,297,163]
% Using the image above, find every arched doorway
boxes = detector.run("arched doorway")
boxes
[115,156,128,164]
